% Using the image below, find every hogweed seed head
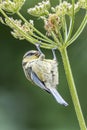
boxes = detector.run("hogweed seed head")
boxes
[78,0,87,9]
[27,0,50,17]
[44,14,62,36]
[51,1,80,16]
[0,0,25,13]
[5,17,34,40]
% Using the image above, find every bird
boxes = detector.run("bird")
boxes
[22,44,68,106]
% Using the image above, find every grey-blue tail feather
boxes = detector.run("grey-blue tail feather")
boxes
[50,88,68,106]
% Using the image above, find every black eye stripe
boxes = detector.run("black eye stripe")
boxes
[23,51,40,58]
[23,51,36,58]
[25,52,34,57]
[26,52,34,56]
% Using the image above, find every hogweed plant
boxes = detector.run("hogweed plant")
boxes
[0,0,87,129]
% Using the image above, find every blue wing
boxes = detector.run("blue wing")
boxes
[29,67,50,93]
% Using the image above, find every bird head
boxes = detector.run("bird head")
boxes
[22,50,40,66]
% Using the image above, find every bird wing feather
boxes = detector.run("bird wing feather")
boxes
[30,67,50,93]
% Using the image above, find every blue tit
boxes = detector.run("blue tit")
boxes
[22,44,68,106]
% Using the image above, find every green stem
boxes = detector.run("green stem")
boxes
[65,16,74,42]
[65,12,87,47]
[65,0,75,43]
[51,31,61,46]
[60,47,87,130]
[62,16,67,42]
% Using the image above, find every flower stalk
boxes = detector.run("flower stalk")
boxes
[60,47,87,130]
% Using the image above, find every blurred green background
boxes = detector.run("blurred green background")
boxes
[0,0,87,130]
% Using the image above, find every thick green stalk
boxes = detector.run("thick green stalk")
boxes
[60,47,87,130]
